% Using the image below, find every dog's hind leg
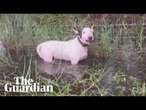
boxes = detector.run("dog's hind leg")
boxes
[40,49,53,63]
[43,54,53,63]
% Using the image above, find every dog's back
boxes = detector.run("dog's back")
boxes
[36,40,72,62]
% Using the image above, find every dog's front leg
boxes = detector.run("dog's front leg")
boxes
[71,58,79,65]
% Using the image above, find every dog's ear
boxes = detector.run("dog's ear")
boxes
[72,26,81,38]
[73,27,79,35]
[91,24,94,32]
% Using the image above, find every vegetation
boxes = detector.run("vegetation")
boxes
[0,14,146,96]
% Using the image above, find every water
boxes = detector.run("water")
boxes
[37,55,100,83]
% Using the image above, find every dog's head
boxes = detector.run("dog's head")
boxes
[80,25,94,45]
[73,24,94,46]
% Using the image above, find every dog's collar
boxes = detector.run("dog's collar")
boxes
[77,36,88,47]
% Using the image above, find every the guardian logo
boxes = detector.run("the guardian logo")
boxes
[4,76,53,93]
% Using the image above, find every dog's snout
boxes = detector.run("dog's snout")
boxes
[88,36,93,41]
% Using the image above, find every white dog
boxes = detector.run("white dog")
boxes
[36,25,94,65]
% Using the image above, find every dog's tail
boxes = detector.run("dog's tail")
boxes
[36,44,42,59]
